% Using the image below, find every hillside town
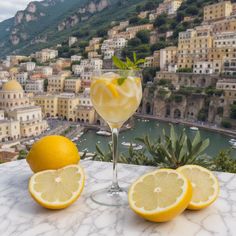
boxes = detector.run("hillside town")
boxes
[1,0,236,162]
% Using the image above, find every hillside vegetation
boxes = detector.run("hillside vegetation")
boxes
[0,0,225,58]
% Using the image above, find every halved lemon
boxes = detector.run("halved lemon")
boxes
[128,169,192,222]
[177,165,219,210]
[29,165,85,209]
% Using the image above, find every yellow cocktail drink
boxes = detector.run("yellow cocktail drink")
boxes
[90,69,143,206]
[91,71,142,129]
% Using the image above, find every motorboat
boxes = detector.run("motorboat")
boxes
[72,137,78,142]
[229,139,236,144]
[133,145,143,150]
[121,142,143,150]
[232,143,236,149]
[96,130,112,136]
[190,126,199,131]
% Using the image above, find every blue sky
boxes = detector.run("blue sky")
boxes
[0,0,32,22]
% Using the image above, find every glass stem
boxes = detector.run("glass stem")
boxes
[111,128,120,191]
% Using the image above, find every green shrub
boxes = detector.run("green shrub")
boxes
[136,30,150,44]
[94,125,212,169]
[212,150,236,173]
[93,126,236,173]
[217,107,224,116]
[157,79,171,86]
[221,120,232,129]
[230,104,236,119]
[173,94,183,103]
[18,150,28,160]
[197,108,208,122]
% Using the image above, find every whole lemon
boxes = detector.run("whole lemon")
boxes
[26,135,80,173]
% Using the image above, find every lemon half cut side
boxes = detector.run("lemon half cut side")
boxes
[29,164,85,209]
[177,165,219,210]
[128,169,192,222]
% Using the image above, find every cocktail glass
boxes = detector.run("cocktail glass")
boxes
[90,69,142,206]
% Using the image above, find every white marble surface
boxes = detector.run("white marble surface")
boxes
[0,160,236,236]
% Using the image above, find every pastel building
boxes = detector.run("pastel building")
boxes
[204,1,233,22]
[0,80,47,141]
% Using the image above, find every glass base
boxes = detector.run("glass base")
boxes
[91,184,128,206]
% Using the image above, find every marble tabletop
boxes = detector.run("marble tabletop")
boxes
[0,160,235,236]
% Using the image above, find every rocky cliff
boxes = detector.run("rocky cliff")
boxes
[0,0,145,58]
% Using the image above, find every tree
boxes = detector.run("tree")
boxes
[176,11,185,22]
[221,120,232,129]
[136,30,150,44]
[136,44,150,53]
[78,41,89,49]
[154,14,167,27]
[129,16,139,25]
[96,28,107,37]
[136,5,142,12]
[197,109,208,122]
[186,6,199,16]
[217,107,224,116]
[142,67,158,83]
[230,104,236,119]
[157,79,171,86]
[144,1,155,11]
[43,79,48,91]
[159,24,169,33]
[173,94,183,103]
[150,41,168,52]
[128,37,142,47]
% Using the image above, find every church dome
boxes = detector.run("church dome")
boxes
[2,80,23,92]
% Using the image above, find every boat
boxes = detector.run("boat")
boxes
[125,124,132,129]
[232,143,236,149]
[121,142,143,150]
[133,145,143,150]
[96,130,112,136]
[229,139,236,144]
[190,126,199,131]
[73,137,79,141]
[122,142,133,147]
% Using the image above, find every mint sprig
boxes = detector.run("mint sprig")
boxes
[112,52,146,85]
[112,52,146,70]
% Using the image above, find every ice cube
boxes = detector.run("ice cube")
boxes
[102,72,120,79]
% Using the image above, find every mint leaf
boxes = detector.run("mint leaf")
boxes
[112,56,127,69]
[133,52,137,63]
[117,77,126,85]
[112,54,146,86]
[126,57,135,69]
[136,59,146,65]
